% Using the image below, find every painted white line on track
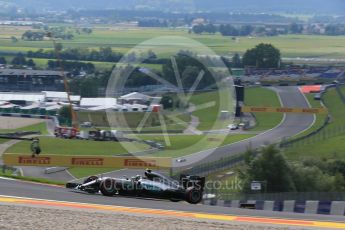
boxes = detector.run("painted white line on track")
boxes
[0,176,17,181]
[292,87,317,138]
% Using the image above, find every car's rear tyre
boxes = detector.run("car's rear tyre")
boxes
[83,176,99,194]
[100,178,117,196]
[185,188,203,204]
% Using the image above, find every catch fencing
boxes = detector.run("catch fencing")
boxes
[280,84,345,149]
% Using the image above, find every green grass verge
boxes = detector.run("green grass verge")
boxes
[137,134,255,158]
[285,86,345,160]
[0,122,49,135]
[245,87,283,131]
[0,171,65,186]
[5,136,149,179]
[189,91,220,131]
[5,136,149,155]
[0,139,7,144]
[77,111,190,132]
[189,90,233,131]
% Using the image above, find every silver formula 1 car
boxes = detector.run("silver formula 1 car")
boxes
[66,170,205,204]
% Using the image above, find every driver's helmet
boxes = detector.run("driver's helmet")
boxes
[132,175,141,181]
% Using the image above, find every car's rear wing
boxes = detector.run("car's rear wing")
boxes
[180,174,206,191]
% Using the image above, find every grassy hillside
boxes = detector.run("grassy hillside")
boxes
[6,136,149,155]
[285,86,345,160]
[78,111,190,132]
[0,139,7,144]
[1,26,345,60]
[138,134,254,158]
[189,91,220,130]
[0,122,49,135]
[245,87,283,131]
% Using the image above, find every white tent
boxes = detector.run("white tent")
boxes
[120,92,151,102]
[0,103,18,109]
[0,92,45,103]
[86,105,116,111]
[80,98,117,107]
[20,104,40,110]
[43,91,81,102]
[45,105,62,111]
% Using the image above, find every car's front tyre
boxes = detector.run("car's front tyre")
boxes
[185,188,203,204]
[99,178,117,196]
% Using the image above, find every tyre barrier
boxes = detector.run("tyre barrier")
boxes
[202,199,345,216]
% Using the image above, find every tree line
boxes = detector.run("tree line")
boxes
[27,47,166,64]
[229,43,281,69]
[0,53,36,68]
[192,22,345,36]
[8,42,281,74]
[68,51,223,97]
[240,146,345,193]
[0,43,281,98]
[22,26,76,41]
[138,19,168,27]
[47,60,96,75]
[28,47,123,63]
[22,30,73,41]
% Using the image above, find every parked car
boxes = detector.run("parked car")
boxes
[227,124,239,130]
[176,158,186,163]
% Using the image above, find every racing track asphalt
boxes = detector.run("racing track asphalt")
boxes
[173,86,315,168]
[0,177,345,224]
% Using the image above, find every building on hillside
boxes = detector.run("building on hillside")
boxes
[0,69,70,92]
[80,98,117,109]
[0,91,81,106]
[42,91,81,103]
[0,92,45,106]
[119,92,161,105]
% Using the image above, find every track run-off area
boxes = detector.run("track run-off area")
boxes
[1,177,345,229]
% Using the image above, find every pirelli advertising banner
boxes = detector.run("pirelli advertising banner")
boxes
[3,154,172,169]
[241,106,328,114]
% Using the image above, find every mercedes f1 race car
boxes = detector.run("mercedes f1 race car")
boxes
[66,170,205,204]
